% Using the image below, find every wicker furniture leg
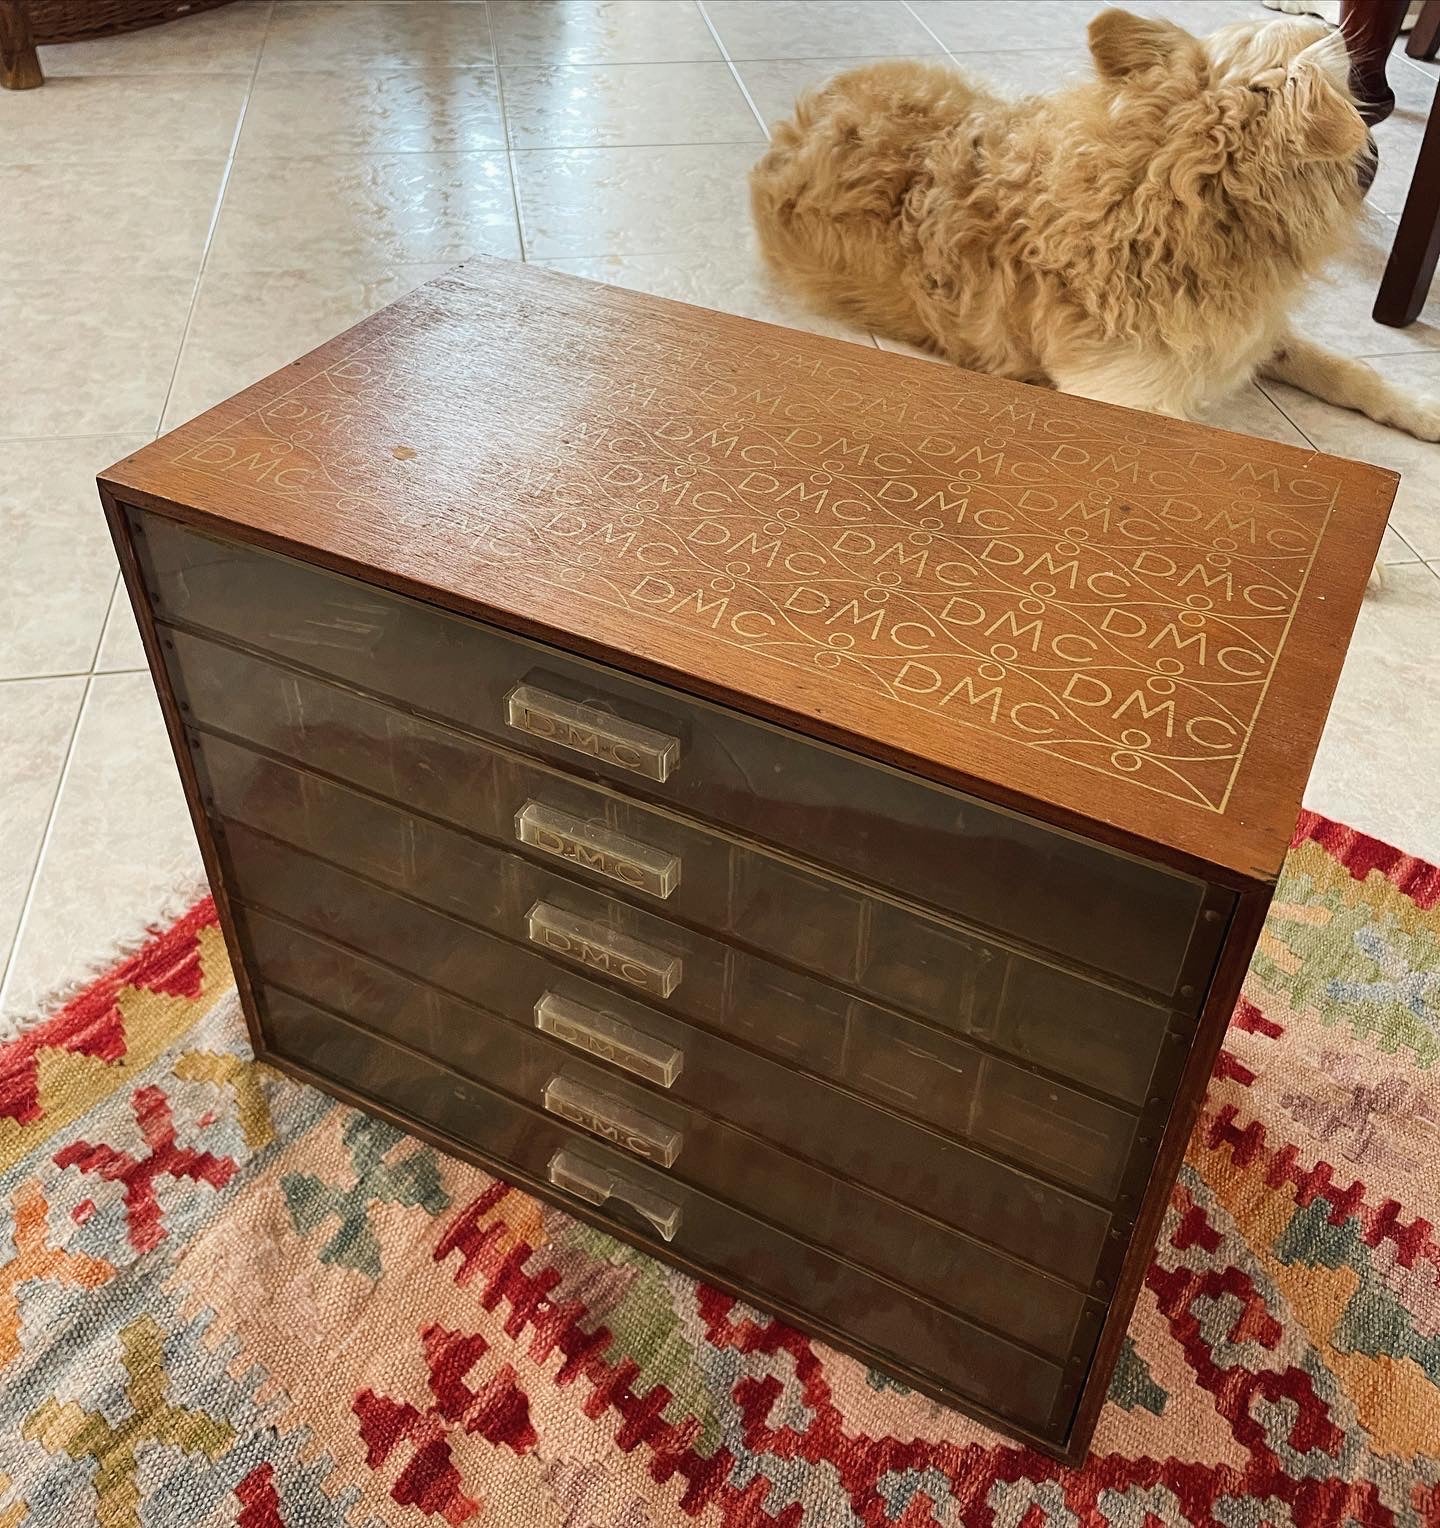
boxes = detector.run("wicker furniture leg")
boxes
[0,0,43,89]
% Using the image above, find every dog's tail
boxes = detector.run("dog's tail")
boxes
[749,61,975,341]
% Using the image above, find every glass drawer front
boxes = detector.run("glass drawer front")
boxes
[241,903,1098,1361]
[226,824,1127,1283]
[135,510,1226,1000]
[260,986,1087,1442]
[191,729,1147,1247]
[163,624,1179,1111]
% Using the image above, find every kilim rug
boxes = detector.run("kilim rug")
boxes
[1,810,1437,1528]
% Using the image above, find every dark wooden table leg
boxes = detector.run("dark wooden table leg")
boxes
[1375,80,1440,323]
[0,0,42,90]
[1407,0,1440,59]
[1342,0,1409,124]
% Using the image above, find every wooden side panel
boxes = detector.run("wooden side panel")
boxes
[1066,881,1273,1453]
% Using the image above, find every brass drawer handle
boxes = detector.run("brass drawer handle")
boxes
[535,991,683,1087]
[543,1075,682,1167]
[515,801,680,899]
[506,684,681,782]
[547,1148,681,1242]
[526,901,682,999]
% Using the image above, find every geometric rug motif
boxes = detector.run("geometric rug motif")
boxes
[0,810,1436,1526]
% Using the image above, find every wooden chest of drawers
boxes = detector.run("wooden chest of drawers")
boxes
[100,258,1397,1460]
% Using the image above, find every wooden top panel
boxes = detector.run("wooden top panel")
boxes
[103,259,1396,884]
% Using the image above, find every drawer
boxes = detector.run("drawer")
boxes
[161,622,1182,1105]
[258,984,1087,1439]
[220,829,1120,1291]
[240,902,1103,1361]
[223,824,1120,1289]
[135,511,1228,1000]
[193,728,1153,1229]
[163,626,1192,1106]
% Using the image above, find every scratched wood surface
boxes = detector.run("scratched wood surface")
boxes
[101,257,1398,885]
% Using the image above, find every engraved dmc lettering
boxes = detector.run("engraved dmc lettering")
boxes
[530,921,674,997]
[1149,625,1207,663]
[1218,645,1268,677]
[1179,565,1234,599]
[1242,583,1291,612]
[545,1095,663,1161]
[1101,608,1148,639]
[1064,674,1113,708]
[510,710,644,776]
[534,922,650,983]
[521,820,660,892]
[189,329,1344,818]
[1012,703,1059,734]
[1113,690,1176,737]
[1186,715,1240,749]
[1050,633,1096,664]
[890,621,937,650]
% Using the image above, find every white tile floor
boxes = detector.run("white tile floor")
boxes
[2,0,1439,1023]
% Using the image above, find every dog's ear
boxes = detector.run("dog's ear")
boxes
[1284,42,1369,163]
[1088,9,1191,78]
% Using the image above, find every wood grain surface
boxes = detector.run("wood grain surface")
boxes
[101,257,1398,885]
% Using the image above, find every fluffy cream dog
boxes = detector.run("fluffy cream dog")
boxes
[751,8,1439,439]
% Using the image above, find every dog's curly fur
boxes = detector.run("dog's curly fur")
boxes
[751,8,1440,441]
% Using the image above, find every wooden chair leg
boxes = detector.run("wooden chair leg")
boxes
[1406,0,1440,59]
[1375,81,1440,324]
[1342,0,1409,124]
[0,0,42,90]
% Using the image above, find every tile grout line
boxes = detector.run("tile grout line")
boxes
[1252,378,1321,449]
[899,0,961,61]
[0,670,138,687]
[12,66,255,83]
[1391,48,1440,92]
[0,2,279,1007]
[0,678,92,1007]
[148,0,276,441]
[509,134,765,155]
[17,142,760,163]
[1254,376,1424,562]
[484,0,530,259]
[123,1,274,637]
[692,1,886,349]
[694,0,771,140]
[85,587,120,682]
[76,1,276,704]
[0,430,188,444]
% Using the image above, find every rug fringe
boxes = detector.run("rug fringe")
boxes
[0,869,213,1045]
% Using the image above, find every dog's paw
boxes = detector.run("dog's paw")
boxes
[1393,395,1440,442]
